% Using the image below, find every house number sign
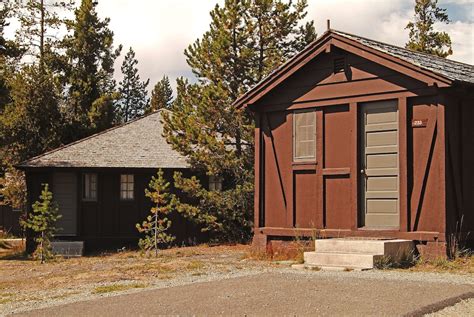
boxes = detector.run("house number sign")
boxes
[412,119,428,128]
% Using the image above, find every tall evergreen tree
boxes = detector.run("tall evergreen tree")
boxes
[15,0,74,68]
[149,75,173,112]
[62,0,121,139]
[163,0,316,242]
[117,47,150,122]
[405,0,452,58]
[0,3,24,111]
[0,65,63,166]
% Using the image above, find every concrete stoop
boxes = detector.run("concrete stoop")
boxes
[301,239,414,270]
[51,241,84,257]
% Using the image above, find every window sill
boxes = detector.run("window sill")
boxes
[292,162,317,171]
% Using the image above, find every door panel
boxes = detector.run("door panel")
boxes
[53,172,77,236]
[361,100,399,228]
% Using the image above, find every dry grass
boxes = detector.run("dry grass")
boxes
[407,254,474,274]
[93,283,147,294]
[0,244,271,309]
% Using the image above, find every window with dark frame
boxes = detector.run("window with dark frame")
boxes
[120,174,134,200]
[208,175,223,191]
[293,110,316,162]
[83,173,97,201]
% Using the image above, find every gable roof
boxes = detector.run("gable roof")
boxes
[334,30,473,84]
[234,29,474,109]
[17,110,189,169]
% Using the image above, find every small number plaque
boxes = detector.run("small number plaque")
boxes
[412,119,428,128]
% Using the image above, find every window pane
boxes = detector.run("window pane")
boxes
[83,173,98,200]
[120,174,134,200]
[294,111,316,161]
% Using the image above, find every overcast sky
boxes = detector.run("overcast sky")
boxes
[7,0,474,91]
[97,0,472,90]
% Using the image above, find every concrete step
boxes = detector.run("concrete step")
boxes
[315,239,414,259]
[303,239,416,270]
[304,251,382,269]
[51,241,84,257]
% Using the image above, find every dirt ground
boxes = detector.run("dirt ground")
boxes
[0,244,276,314]
[1,244,473,316]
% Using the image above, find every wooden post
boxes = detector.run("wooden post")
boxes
[349,102,358,230]
[254,113,261,229]
[398,97,408,232]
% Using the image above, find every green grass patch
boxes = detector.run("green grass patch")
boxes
[93,283,147,294]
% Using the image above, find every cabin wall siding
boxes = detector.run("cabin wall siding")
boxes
[252,47,461,245]
[25,168,205,251]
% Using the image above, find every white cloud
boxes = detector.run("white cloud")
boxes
[97,0,224,89]
[6,0,473,90]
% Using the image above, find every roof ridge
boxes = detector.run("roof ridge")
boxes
[17,110,166,167]
[331,29,473,68]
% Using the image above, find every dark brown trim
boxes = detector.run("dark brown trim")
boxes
[316,110,324,228]
[262,89,438,113]
[411,105,438,231]
[254,113,261,228]
[264,113,287,210]
[399,97,408,232]
[322,168,350,175]
[350,102,358,230]
[259,227,443,241]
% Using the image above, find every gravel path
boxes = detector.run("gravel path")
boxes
[9,269,474,317]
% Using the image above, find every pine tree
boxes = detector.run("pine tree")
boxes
[405,0,452,58]
[149,75,173,112]
[0,65,63,166]
[163,0,316,242]
[62,0,122,139]
[117,47,150,122]
[14,0,74,68]
[21,183,61,263]
[136,169,175,257]
[0,3,23,111]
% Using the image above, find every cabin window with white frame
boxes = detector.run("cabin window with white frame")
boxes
[293,110,316,162]
[209,175,223,191]
[120,174,134,200]
[83,173,97,201]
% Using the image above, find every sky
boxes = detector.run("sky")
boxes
[96,0,473,90]
[6,0,474,91]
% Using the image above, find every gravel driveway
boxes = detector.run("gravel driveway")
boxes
[13,270,474,316]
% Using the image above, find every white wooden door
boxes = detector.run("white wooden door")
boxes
[361,100,399,228]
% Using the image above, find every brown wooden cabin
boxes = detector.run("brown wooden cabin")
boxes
[17,110,213,251]
[234,30,474,256]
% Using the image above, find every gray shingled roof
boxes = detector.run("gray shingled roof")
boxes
[19,110,189,169]
[334,30,474,84]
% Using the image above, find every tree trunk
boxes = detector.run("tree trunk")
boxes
[154,211,158,257]
[40,0,45,70]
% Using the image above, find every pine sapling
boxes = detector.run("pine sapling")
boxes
[136,169,175,256]
[21,183,61,263]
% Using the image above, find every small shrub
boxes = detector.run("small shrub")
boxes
[21,183,61,263]
[374,255,394,270]
[136,169,175,257]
